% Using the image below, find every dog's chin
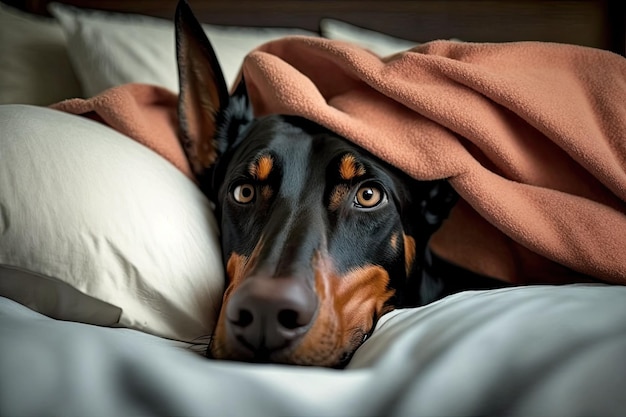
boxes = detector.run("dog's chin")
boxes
[206,332,365,368]
[206,349,347,368]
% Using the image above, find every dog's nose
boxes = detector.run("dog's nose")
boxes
[225,277,317,354]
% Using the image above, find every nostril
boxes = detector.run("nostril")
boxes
[231,309,254,327]
[277,309,301,330]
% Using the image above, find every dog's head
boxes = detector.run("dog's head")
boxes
[175,1,457,367]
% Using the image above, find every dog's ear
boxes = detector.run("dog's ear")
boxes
[404,179,458,241]
[402,179,458,306]
[214,75,253,149]
[175,0,230,180]
[419,180,458,233]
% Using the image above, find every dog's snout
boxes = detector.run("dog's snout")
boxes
[225,277,317,355]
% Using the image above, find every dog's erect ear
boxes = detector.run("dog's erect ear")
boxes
[214,75,253,148]
[403,179,458,242]
[420,180,458,233]
[402,179,458,305]
[175,0,230,180]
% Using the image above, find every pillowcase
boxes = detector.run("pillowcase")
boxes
[0,3,82,105]
[320,18,418,56]
[0,104,224,343]
[49,3,317,97]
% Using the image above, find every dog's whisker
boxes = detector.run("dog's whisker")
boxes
[182,334,213,355]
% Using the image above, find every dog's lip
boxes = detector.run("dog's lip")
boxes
[213,328,302,363]
[207,330,358,367]
[223,343,297,365]
[233,332,295,354]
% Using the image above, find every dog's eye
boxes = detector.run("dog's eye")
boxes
[232,183,255,204]
[354,184,387,209]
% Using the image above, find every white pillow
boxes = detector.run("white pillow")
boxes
[49,3,317,97]
[0,3,82,105]
[0,104,224,343]
[320,18,418,56]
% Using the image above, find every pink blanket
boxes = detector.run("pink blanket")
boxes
[52,83,193,179]
[53,38,626,285]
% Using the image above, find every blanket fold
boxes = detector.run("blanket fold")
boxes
[51,38,626,285]
[242,38,626,284]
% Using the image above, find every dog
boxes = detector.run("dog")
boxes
[175,0,503,368]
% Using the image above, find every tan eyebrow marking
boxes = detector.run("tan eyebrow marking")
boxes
[339,154,366,181]
[249,154,274,181]
[329,184,350,211]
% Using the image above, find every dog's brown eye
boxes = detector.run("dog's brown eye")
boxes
[354,184,386,209]
[233,184,255,204]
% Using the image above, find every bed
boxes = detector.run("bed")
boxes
[1,1,626,416]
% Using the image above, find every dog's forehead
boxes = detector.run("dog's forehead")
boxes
[236,115,361,175]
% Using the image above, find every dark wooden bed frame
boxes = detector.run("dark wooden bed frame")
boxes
[3,0,625,56]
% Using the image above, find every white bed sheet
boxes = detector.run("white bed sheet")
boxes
[2,284,625,416]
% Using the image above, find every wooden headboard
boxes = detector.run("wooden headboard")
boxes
[3,0,625,56]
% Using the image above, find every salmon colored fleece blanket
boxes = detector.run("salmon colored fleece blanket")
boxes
[52,38,626,286]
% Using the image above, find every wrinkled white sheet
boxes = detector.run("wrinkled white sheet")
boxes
[2,284,626,416]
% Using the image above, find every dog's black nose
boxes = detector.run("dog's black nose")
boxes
[225,277,317,355]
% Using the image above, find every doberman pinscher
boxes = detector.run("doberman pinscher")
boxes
[175,0,501,368]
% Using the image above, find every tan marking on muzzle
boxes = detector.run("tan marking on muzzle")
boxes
[211,248,395,367]
[211,240,265,360]
[403,234,416,276]
[287,254,395,366]
[390,232,399,252]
